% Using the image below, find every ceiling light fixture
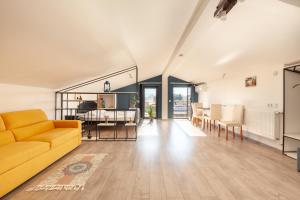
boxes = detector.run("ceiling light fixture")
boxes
[214,0,238,20]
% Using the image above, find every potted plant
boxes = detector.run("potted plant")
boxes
[130,95,137,108]
[147,105,155,123]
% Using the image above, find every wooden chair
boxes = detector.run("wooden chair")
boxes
[191,102,203,126]
[218,105,244,140]
[203,104,222,131]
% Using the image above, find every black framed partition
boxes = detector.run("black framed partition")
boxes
[54,66,139,141]
[283,63,300,159]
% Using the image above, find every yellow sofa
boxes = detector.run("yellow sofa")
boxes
[0,109,81,197]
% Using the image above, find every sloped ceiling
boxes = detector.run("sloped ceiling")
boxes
[0,0,299,89]
[0,0,198,88]
[167,0,300,83]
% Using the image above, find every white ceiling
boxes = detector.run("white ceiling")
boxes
[0,0,299,89]
[167,0,300,83]
[0,0,198,88]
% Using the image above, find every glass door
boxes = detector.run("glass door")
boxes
[143,87,157,118]
[173,86,191,119]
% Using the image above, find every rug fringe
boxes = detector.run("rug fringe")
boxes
[26,184,85,192]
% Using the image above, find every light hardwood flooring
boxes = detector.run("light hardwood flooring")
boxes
[3,119,300,200]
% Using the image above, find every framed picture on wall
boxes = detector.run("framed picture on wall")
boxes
[245,76,257,87]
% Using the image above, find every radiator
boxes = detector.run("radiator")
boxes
[244,109,283,140]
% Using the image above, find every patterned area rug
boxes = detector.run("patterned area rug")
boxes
[26,153,107,192]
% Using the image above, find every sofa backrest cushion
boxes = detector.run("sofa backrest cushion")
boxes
[1,109,48,130]
[12,121,55,141]
[0,130,15,147]
[0,116,6,132]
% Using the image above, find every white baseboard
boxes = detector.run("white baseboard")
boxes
[244,131,282,150]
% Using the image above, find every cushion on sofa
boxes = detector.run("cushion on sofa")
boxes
[0,131,15,147]
[12,121,55,141]
[0,116,6,131]
[0,141,50,175]
[1,109,48,130]
[24,128,80,148]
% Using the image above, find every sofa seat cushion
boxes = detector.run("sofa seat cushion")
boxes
[0,141,50,175]
[24,128,79,148]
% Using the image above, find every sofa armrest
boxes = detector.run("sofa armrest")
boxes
[52,120,81,129]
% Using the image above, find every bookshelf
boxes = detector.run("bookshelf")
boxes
[97,93,117,109]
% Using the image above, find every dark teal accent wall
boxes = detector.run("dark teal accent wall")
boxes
[114,75,197,119]
[113,75,162,118]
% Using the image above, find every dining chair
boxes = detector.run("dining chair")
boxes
[218,105,244,140]
[191,102,203,126]
[203,104,222,131]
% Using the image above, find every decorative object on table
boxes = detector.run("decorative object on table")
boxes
[87,131,92,139]
[104,115,109,124]
[245,76,257,87]
[101,110,109,124]
[147,105,154,123]
[75,95,83,102]
[297,148,300,172]
[26,154,107,192]
[104,81,110,92]
[130,95,137,108]
[97,94,116,109]
[100,98,106,108]
[129,117,132,124]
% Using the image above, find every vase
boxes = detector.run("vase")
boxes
[87,132,92,139]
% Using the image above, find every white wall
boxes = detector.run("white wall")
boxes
[0,83,55,119]
[199,64,284,148]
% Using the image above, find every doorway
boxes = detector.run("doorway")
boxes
[143,87,158,118]
[173,86,191,119]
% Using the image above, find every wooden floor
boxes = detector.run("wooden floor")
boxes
[4,120,300,200]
